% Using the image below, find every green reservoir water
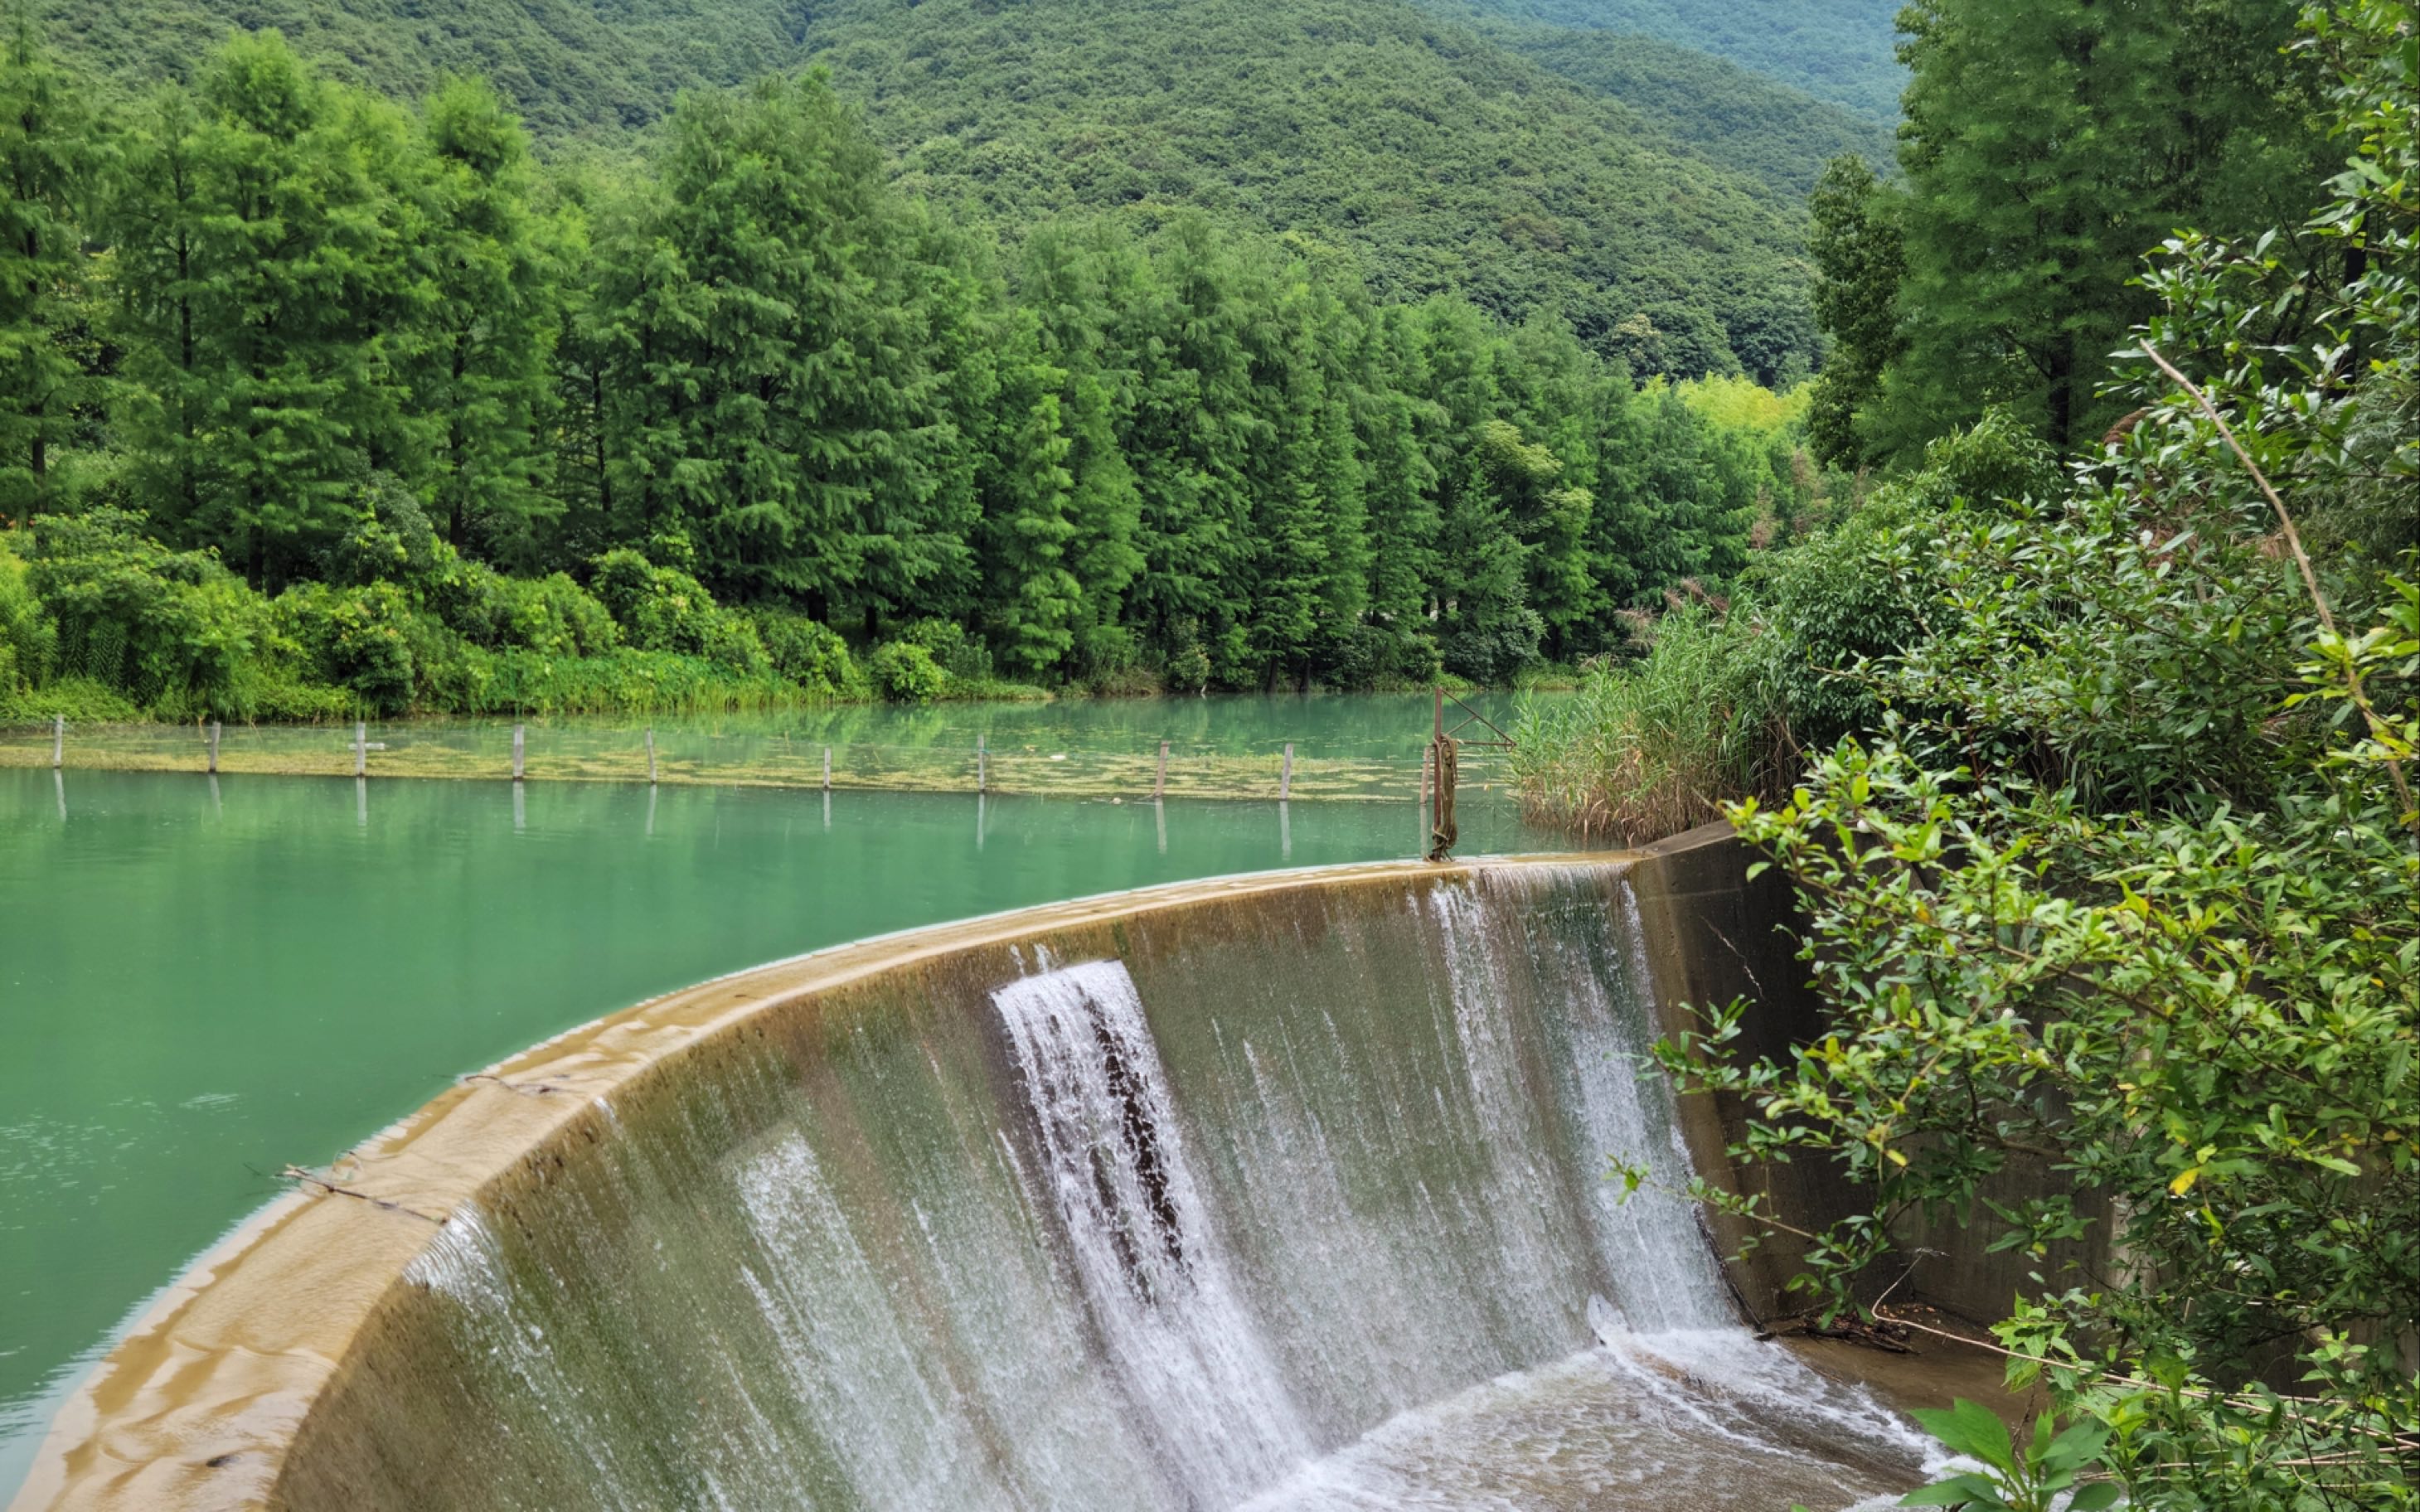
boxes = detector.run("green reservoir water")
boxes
[0,717,1544,1495]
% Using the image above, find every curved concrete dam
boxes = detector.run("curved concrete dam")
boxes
[17,829,1944,1510]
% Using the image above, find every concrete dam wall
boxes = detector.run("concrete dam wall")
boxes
[17,827,1952,1511]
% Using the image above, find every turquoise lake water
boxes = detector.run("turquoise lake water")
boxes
[0,723,1548,1495]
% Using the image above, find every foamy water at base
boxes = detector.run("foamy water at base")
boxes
[1242,1325,1933,1512]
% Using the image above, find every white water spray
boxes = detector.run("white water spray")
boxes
[994,959,1316,1506]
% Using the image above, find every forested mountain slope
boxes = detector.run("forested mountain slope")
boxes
[803,0,1821,380]
[38,0,1836,379]
[1424,0,1904,119]
[1489,26,1893,195]
[37,0,809,138]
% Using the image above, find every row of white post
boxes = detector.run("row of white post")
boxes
[36,720,1325,802]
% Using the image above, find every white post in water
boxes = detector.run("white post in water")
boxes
[512,723,526,782]
[207,720,221,775]
[822,745,832,791]
[1155,740,1169,800]
[51,715,63,768]
[1280,743,1294,802]
[977,733,987,793]
[353,720,367,778]
[646,727,657,784]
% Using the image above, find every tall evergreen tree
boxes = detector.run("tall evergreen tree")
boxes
[1014,222,1142,668]
[1360,306,1442,632]
[112,33,416,584]
[415,76,558,563]
[1120,216,1263,677]
[0,13,95,518]
[586,174,706,549]
[975,313,1080,676]
[1879,0,2326,454]
[1802,154,1902,471]
[601,73,960,628]
[543,186,614,563]
[109,84,209,534]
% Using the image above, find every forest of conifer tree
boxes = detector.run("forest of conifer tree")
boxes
[0,20,1810,717]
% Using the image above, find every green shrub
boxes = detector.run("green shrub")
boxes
[276,580,426,713]
[496,572,618,658]
[897,617,995,685]
[589,549,769,676]
[748,608,861,697]
[1748,490,1929,749]
[1162,627,1212,696]
[426,556,619,659]
[0,675,139,723]
[471,647,803,715]
[323,476,444,589]
[1066,623,1158,695]
[1892,404,2061,514]
[867,640,946,702]
[226,665,355,723]
[22,511,269,715]
[0,540,57,691]
[1438,606,1544,686]
[1331,621,1443,691]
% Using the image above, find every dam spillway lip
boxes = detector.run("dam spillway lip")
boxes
[12,844,1663,1512]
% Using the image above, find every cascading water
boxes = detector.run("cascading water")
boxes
[1425,870,1736,1335]
[284,862,1935,1512]
[992,958,1314,1505]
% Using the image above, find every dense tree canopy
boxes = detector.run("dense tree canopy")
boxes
[35,0,810,141]
[1423,0,1904,120]
[34,0,1850,387]
[1489,23,1894,198]
[0,25,1809,716]
[1809,0,2337,463]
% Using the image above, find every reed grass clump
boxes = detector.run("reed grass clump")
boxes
[1506,607,1792,843]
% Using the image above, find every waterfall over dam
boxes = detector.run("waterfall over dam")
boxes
[18,835,1939,1510]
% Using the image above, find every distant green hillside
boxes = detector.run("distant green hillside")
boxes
[1491,26,1894,195]
[1425,0,1904,120]
[38,0,1836,377]
[36,0,807,138]
[803,0,1821,379]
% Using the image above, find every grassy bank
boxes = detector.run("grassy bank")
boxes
[1505,408,2059,840]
